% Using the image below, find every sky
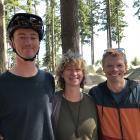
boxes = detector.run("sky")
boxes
[38,0,140,65]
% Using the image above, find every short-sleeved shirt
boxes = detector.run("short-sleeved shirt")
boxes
[0,70,55,140]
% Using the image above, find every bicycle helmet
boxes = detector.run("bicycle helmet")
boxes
[7,13,44,41]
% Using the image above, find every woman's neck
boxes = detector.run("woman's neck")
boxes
[63,87,82,102]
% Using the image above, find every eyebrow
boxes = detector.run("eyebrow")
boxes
[17,32,38,36]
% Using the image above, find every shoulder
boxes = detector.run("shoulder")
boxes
[125,78,139,90]
[38,70,55,83]
[0,71,10,81]
[83,92,93,101]
[125,79,140,103]
[55,90,63,96]
[38,70,55,97]
[39,70,54,78]
[126,78,140,91]
[0,71,8,77]
[82,93,97,107]
[89,81,107,95]
[52,90,63,106]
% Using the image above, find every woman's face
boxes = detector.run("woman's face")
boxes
[62,62,84,88]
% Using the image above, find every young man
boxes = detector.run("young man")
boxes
[89,48,140,140]
[0,13,55,140]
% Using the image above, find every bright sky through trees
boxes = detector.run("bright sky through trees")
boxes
[38,0,140,65]
[83,0,140,65]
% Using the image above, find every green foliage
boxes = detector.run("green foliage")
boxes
[133,0,140,18]
[110,0,127,43]
[7,48,16,69]
[79,0,91,39]
[5,0,41,17]
[5,0,41,37]
[42,51,51,67]
[4,0,139,70]
[43,0,61,71]
[79,0,100,43]
[95,59,102,66]
[131,57,140,66]
[99,0,127,45]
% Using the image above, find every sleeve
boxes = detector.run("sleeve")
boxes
[50,73,55,95]
[88,86,100,104]
[88,86,97,96]
[45,72,55,102]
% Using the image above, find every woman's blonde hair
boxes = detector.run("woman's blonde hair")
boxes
[56,50,87,90]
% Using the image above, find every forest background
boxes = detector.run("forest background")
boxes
[1,0,140,73]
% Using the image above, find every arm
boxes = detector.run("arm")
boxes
[0,135,4,140]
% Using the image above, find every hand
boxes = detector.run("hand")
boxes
[0,135,4,140]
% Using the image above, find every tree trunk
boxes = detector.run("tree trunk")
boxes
[91,25,94,65]
[60,0,79,54]
[106,0,112,48]
[51,0,55,71]
[0,0,6,73]
[90,2,95,65]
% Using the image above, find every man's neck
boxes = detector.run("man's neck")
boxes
[10,59,38,77]
[107,79,126,93]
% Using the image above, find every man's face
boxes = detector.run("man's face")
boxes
[12,28,40,60]
[103,56,127,82]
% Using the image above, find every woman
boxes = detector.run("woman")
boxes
[52,50,98,140]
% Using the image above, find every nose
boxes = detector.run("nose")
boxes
[71,69,78,75]
[112,66,119,71]
[24,37,32,45]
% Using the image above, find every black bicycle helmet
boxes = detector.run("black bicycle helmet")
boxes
[7,13,44,41]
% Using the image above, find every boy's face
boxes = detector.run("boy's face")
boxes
[103,56,127,82]
[11,28,40,60]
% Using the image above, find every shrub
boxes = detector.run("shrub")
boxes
[131,57,140,66]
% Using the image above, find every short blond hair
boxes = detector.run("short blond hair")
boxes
[102,48,127,66]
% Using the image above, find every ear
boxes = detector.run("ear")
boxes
[61,73,64,78]
[125,64,128,73]
[9,40,12,46]
[102,66,105,72]
[9,39,15,49]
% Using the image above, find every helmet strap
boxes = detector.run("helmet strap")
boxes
[10,40,39,61]
[13,48,39,61]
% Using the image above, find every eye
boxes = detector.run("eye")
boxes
[65,67,71,71]
[31,37,37,40]
[117,64,123,68]
[66,68,71,71]
[76,68,81,71]
[19,36,25,39]
[106,65,113,68]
